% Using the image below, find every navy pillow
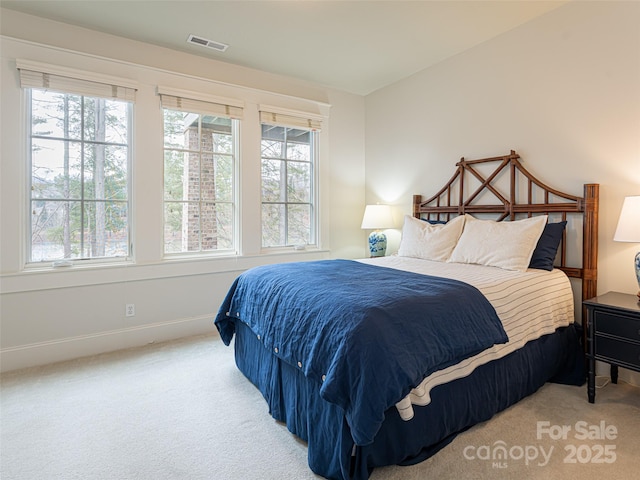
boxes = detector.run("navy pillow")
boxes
[529,221,567,271]
[421,218,448,225]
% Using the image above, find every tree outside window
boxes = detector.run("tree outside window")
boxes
[261,125,315,248]
[29,89,131,262]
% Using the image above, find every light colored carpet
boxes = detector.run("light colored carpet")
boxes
[1,333,639,480]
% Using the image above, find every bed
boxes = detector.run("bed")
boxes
[214,150,599,480]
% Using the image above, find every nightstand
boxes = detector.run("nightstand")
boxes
[583,291,640,403]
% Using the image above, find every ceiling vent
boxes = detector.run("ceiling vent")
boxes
[187,34,229,52]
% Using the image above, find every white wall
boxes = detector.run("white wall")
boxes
[365,1,640,384]
[0,9,366,371]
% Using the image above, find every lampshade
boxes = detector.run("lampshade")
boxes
[614,195,640,300]
[361,205,394,230]
[613,196,640,242]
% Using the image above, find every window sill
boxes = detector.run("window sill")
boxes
[23,257,134,272]
[1,249,331,294]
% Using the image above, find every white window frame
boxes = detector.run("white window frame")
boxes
[18,60,137,267]
[259,106,322,250]
[159,87,243,258]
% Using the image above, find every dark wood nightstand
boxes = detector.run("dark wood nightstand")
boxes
[583,291,640,403]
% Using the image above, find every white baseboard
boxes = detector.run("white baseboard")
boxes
[0,315,215,373]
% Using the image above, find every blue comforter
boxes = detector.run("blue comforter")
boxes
[215,259,507,446]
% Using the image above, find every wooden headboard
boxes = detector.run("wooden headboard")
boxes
[412,150,599,318]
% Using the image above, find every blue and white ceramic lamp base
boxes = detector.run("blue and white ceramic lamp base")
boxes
[368,231,387,257]
[635,251,640,299]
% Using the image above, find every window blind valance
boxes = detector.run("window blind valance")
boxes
[158,87,243,119]
[17,60,137,102]
[259,106,322,131]
[160,94,243,119]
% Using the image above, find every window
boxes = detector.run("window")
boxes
[160,91,241,255]
[260,109,321,248]
[20,63,135,264]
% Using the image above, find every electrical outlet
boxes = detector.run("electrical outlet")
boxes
[125,304,135,317]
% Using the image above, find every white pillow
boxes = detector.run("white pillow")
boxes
[397,215,466,261]
[448,214,548,272]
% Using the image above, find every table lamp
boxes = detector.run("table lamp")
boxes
[613,195,640,299]
[361,204,394,257]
